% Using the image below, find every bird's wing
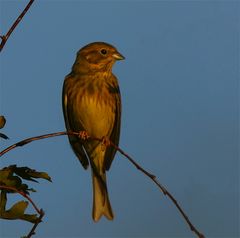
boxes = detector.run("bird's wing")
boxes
[62,76,89,169]
[104,78,121,171]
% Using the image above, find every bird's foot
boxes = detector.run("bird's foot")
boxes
[101,136,111,151]
[78,131,90,140]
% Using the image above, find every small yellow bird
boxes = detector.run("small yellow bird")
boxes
[62,42,124,221]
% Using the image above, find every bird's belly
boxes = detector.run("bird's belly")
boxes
[75,95,114,138]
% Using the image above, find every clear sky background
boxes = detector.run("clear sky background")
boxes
[0,1,239,238]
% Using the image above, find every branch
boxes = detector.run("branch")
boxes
[0,131,205,237]
[0,0,35,52]
[26,210,44,238]
[0,131,71,157]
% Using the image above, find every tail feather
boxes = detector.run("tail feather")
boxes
[92,171,114,222]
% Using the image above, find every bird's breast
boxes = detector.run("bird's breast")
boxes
[74,86,115,139]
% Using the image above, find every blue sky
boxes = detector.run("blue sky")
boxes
[0,1,239,237]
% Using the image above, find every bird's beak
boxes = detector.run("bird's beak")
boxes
[112,52,125,60]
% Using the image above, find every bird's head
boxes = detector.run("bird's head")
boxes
[73,42,125,73]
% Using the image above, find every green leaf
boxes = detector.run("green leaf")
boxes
[7,200,28,217]
[0,165,52,194]
[0,191,7,212]
[0,166,29,194]
[0,192,38,223]
[0,165,50,224]
[0,116,8,139]
[0,116,6,129]
[11,165,52,182]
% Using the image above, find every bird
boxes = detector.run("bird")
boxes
[62,42,124,222]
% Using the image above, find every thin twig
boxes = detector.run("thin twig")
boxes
[0,131,205,237]
[0,0,35,52]
[26,209,44,238]
[0,131,70,157]
[110,142,205,238]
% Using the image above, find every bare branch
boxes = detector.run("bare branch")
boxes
[0,131,205,237]
[0,0,35,52]
[0,131,72,157]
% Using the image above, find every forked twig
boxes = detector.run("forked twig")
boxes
[0,131,205,238]
[0,0,35,52]
[26,210,44,238]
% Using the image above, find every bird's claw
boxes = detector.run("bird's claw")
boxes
[101,137,111,151]
[78,131,90,140]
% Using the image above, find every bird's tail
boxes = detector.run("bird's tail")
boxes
[92,170,114,222]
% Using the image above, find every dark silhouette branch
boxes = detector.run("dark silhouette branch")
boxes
[0,131,205,238]
[0,0,35,52]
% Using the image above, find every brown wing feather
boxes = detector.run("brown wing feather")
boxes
[104,77,121,170]
[62,76,89,169]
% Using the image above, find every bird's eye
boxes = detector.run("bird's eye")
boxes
[100,49,107,55]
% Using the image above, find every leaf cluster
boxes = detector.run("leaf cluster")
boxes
[0,165,51,223]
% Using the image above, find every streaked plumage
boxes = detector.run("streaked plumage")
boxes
[62,42,124,221]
